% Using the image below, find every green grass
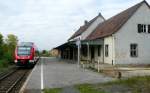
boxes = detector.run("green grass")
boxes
[122,76,150,93]
[76,84,106,93]
[99,76,150,93]
[43,88,62,93]
[104,76,150,86]
[76,76,150,93]
[43,76,150,93]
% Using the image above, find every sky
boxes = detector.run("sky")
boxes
[0,0,148,50]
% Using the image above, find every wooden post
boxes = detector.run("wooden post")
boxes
[76,38,81,67]
[87,43,89,62]
[78,44,81,66]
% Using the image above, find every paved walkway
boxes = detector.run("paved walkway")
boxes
[23,57,114,93]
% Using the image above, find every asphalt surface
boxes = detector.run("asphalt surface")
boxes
[24,57,114,93]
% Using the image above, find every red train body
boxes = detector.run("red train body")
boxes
[14,42,39,67]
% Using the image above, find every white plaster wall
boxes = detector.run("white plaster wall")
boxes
[81,17,105,40]
[104,36,115,64]
[115,3,150,64]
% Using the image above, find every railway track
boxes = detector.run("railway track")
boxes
[0,68,31,93]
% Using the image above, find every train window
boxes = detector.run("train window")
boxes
[18,47,31,56]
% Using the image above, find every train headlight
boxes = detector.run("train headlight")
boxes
[29,60,34,63]
[14,60,18,63]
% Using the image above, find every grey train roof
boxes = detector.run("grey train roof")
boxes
[18,42,34,47]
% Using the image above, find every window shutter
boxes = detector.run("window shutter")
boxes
[148,25,150,33]
[138,24,141,33]
[143,25,146,32]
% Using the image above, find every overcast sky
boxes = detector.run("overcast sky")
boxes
[0,0,148,50]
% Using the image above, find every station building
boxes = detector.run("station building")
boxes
[55,1,150,65]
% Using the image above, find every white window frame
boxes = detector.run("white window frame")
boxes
[138,24,150,33]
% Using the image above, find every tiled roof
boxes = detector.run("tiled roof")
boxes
[68,13,104,40]
[86,1,148,40]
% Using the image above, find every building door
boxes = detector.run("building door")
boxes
[91,46,95,59]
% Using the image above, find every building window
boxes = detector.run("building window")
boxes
[138,24,150,33]
[105,45,109,57]
[130,44,138,57]
[98,45,101,57]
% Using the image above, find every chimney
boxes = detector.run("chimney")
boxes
[84,20,88,25]
[98,13,102,16]
[98,12,105,20]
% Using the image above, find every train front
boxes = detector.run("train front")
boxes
[14,45,35,67]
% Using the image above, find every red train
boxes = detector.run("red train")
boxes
[14,42,40,67]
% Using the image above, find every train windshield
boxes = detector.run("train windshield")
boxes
[17,46,31,56]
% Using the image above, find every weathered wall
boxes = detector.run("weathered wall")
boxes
[104,36,115,64]
[115,3,150,64]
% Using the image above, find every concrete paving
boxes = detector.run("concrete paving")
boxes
[122,69,150,78]
[23,59,41,93]
[23,57,114,93]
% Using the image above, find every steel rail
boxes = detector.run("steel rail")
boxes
[6,70,28,93]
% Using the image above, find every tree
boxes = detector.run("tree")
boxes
[0,33,3,45]
[5,34,18,51]
[42,50,47,54]
[40,50,50,57]
[0,33,4,58]
[5,34,18,62]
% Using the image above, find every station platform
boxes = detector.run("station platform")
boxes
[21,57,114,93]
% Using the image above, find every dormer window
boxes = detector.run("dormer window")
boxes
[138,24,150,33]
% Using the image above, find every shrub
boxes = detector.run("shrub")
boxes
[0,59,9,68]
[3,51,14,63]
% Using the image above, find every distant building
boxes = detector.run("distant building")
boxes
[55,1,150,65]
[50,49,59,57]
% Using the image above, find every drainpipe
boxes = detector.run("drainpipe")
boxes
[112,34,115,65]
[103,39,104,64]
